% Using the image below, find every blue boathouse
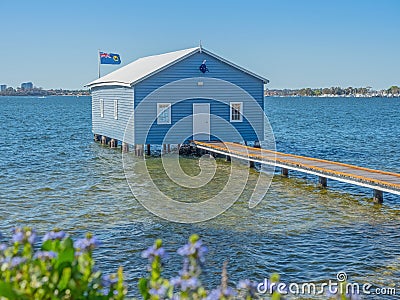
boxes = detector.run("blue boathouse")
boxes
[86,46,269,152]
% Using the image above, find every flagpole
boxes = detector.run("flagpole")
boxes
[98,49,101,78]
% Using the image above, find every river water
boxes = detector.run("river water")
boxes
[0,96,399,299]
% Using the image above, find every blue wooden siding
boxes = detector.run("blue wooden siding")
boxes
[143,99,257,144]
[134,52,264,144]
[91,86,134,144]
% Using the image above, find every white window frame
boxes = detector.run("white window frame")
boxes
[113,99,118,120]
[230,102,243,122]
[100,99,104,118]
[157,103,171,124]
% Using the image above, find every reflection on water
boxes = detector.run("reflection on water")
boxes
[0,96,399,298]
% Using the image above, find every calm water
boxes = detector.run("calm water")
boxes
[0,96,399,299]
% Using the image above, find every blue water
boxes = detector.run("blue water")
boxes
[0,96,399,299]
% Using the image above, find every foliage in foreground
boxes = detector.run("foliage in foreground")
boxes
[0,228,126,299]
[0,229,359,299]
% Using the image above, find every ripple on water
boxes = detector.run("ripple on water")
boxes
[0,96,400,298]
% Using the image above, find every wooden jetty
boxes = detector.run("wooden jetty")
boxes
[194,141,400,203]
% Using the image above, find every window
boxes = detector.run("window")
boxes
[100,99,104,118]
[230,102,243,122]
[157,103,171,124]
[114,99,118,119]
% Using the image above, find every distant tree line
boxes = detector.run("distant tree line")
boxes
[0,87,90,96]
[265,85,400,97]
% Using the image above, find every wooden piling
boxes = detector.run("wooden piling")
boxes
[249,160,255,168]
[109,139,117,148]
[101,136,107,145]
[146,144,151,156]
[94,134,100,142]
[373,189,383,203]
[163,144,167,154]
[281,168,289,177]
[226,155,231,162]
[135,144,144,156]
[167,144,171,153]
[318,176,327,188]
[122,142,129,153]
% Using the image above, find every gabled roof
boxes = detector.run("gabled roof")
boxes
[86,46,269,88]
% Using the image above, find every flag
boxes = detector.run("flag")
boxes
[100,52,121,65]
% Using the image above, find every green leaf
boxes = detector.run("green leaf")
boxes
[138,278,150,300]
[56,247,74,270]
[0,282,17,300]
[58,267,72,290]
[41,239,54,251]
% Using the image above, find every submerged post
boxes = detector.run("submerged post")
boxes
[319,176,327,188]
[109,139,117,148]
[122,142,129,153]
[146,144,151,156]
[373,189,383,204]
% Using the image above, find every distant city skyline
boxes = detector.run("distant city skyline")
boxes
[1,0,399,90]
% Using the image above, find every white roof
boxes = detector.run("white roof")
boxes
[86,47,269,88]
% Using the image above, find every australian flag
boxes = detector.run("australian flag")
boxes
[100,52,121,64]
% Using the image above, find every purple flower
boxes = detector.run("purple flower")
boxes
[206,287,237,300]
[11,230,24,243]
[171,276,200,292]
[43,231,67,241]
[141,245,167,261]
[149,285,167,297]
[73,236,100,251]
[102,274,118,288]
[0,244,7,252]
[1,256,26,269]
[177,240,208,262]
[237,279,258,296]
[34,251,57,260]
[11,228,37,244]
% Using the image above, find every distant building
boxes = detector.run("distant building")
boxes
[21,82,33,90]
[0,85,6,92]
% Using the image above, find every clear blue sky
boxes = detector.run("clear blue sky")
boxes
[1,0,399,90]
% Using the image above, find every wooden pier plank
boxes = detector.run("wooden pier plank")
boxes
[193,141,400,196]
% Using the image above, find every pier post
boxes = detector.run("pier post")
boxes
[167,144,171,153]
[249,160,255,168]
[281,168,289,177]
[373,189,383,204]
[146,144,151,156]
[122,142,129,153]
[109,139,117,148]
[135,144,144,156]
[163,144,166,154]
[101,136,107,145]
[94,134,100,142]
[226,155,231,162]
[318,176,327,188]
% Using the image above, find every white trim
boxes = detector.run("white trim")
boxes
[157,103,171,124]
[114,99,118,120]
[100,99,104,118]
[230,102,243,122]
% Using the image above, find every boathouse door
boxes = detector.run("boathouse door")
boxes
[193,103,210,141]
